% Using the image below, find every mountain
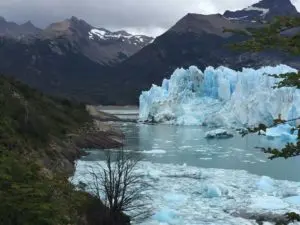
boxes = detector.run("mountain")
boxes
[41,17,153,65]
[224,0,299,22]
[0,0,299,105]
[101,0,300,104]
[0,16,153,104]
[0,17,40,37]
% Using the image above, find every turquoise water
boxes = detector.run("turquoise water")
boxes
[83,122,300,182]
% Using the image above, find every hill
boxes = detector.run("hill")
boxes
[0,75,128,225]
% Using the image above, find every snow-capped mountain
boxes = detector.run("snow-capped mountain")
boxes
[42,16,154,65]
[0,16,154,104]
[223,0,299,22]
[89,28,152,48]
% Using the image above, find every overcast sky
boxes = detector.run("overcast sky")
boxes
[0,0,300,36]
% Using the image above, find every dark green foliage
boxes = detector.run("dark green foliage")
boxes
[0,75,92,152]
[0,151,86,225]
[0,76,94,224]
[269,72,300,88]
[262,142,300,159]
[285,212,300,224]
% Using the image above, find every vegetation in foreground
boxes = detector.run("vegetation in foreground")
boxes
[0,75,129,225]
[83,150,150,222]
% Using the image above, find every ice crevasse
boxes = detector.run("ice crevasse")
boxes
[139,65,300,127]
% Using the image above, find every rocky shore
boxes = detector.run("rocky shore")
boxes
[49,106,125,176]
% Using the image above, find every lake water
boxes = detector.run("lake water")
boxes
[85,108,300,182]
[74,108,300,225]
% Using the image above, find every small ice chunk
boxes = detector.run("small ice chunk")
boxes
[284,196,300,206]
[256,176,275,192]
[153,208,179,224]
[146,168,164,181]
[143,150,166,154]
[263,222,273,225]
[199,157,213,160]
[164,193,187,204]
[202,184,223,198]
[259,130,266,135]
[205,129,234,139]
[250,196,289,210]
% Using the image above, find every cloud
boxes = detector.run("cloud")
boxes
[0,0,299,36]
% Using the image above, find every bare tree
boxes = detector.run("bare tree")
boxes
[85,149,151,221]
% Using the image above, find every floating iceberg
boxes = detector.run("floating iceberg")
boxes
[266,124,298,142]
[201,183,224,198]
[205,129,234,139]
[139,65,300,127]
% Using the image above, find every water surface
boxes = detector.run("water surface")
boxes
[84,121,300,182]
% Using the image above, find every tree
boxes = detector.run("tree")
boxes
[82,150,151,222]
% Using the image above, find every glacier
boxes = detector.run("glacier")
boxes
[139,65,300,127]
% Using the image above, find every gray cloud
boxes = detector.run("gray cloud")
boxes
[0,0,299,36]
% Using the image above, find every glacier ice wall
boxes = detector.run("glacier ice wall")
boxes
[139,65,300,127]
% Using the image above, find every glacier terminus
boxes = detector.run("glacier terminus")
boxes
[139,65,300,128]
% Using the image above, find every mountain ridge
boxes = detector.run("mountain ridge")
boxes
[0,17,41,37]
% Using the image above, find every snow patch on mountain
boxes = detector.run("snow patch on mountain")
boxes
[89,29,106,39]
[225,16,249,20]
[245,6,270,16]
[89,28,153,46]
[139,65,300,127]
[89,28,134,40]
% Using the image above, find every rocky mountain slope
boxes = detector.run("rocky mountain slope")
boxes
[102,0,300,104]
[41,16,153,65]
[224,0,299,22]
[0,16,153,104]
